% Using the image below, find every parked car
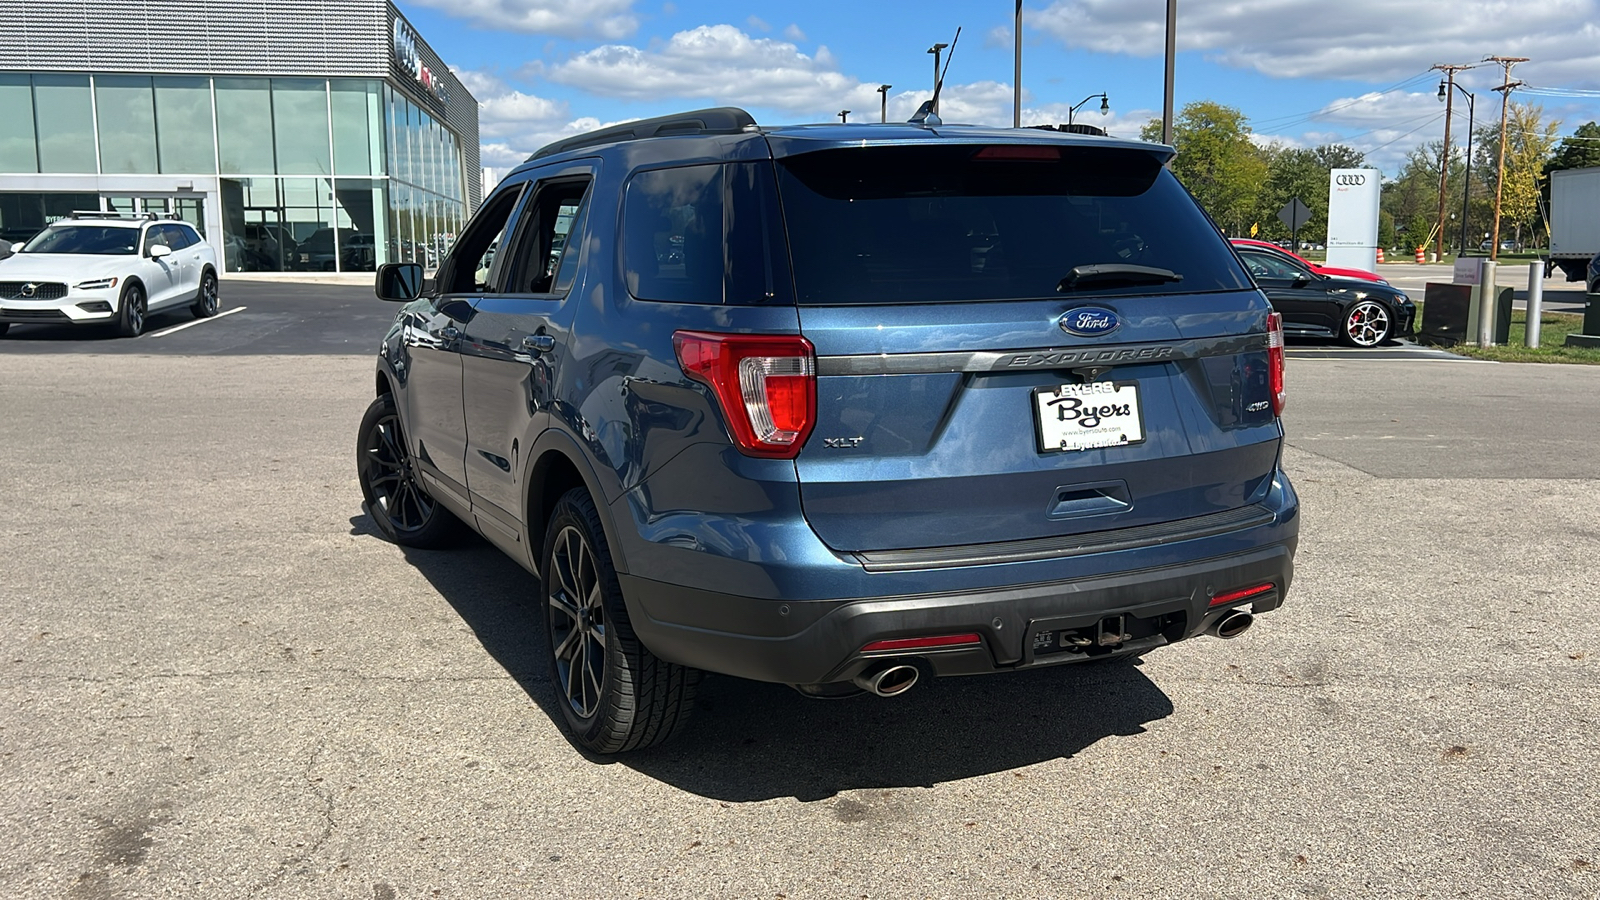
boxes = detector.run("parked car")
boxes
[1587,251,1599,294]
[359,108,1301,753]
[0,238,11,261]
[1230,238,1386,284]
[1480,239,1521,253]
[0,211,219,337]
[1235,244,1413,347]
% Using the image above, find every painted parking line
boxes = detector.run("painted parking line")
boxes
[1284,345,1491,363]
[144,305,247,338]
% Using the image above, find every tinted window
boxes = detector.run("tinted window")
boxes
[775,145,1253,305]
[1239,249,1308,280]
[22,226,138,255]
[624,165,723,303]
[180,225,203,247]
[163,224,193,249]
[623,162,790,305]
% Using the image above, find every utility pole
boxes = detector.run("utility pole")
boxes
[1013,0,1023,127]
[1432,63,1474,264]
[928,42,948,116]
[1161,0,1176,144]
[877,84,891,123]
[1486,55,1528,262]
[838,109,850,123]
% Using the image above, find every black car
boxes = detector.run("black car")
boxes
[1586,251,1599,295]
[1236,245,1414,347]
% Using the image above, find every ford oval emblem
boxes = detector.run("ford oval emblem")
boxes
[1059,306,1121,337]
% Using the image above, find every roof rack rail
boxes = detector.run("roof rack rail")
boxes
[526,107,757,162]
[68,210,160,221]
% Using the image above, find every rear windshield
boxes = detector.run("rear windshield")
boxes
[22,225,139,255]
[775,145,1252,305]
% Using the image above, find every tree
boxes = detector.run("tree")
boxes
[1142,102,1267,235]
[1492,101,1560,246]
[1313,144,1365,171]
[1547,121,1600,173]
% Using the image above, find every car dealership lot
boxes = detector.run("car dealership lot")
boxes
[1,288,1597,898]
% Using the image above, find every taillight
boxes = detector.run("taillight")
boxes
[1267,311,1286,416]
[673,330,817,458]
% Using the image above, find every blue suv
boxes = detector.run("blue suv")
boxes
[361,108,1300,753]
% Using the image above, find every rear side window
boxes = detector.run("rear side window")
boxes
[622,162,791,305]
[775,145,1253,305]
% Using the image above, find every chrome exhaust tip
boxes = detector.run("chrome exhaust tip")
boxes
[1208,609,1255,640]
[852,664,919,698]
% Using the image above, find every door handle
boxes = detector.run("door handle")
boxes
[522,334,555,353]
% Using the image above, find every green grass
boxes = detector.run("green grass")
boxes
[1413,303,1600,364]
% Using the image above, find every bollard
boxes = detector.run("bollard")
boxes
[1526,259,1544,348]
[1476,259,1498,347]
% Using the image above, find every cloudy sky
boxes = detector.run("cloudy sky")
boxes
[398,0,1600,180]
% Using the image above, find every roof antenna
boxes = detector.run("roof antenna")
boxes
[909,26,961,127]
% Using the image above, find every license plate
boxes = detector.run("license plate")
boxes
[1034,382,1144,453]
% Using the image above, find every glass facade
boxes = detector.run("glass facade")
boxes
[0,73,468,272]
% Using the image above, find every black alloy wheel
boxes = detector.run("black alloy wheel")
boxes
[117,283,146,338]
[1341,300,1392,348]
[356,394,460,548]
[541,487,701,753]
[191,270,219,318]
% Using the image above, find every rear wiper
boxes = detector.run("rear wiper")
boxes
[1057,264,1183,292]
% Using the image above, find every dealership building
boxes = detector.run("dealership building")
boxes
[0,0,479,273]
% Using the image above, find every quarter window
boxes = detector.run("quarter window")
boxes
[623,165,724,303]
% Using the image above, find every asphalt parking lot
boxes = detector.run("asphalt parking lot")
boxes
[2,284,1597,898]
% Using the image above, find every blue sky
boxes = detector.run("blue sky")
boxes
[397,0,1600,179]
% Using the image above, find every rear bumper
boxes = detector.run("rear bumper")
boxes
[622,539,1295,686]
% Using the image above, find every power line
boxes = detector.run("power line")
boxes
[1249,71,1436,131]
[1357,112,1448,156]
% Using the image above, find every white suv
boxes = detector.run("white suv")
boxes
[0,211,220,338]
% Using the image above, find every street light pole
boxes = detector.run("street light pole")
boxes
[928,42,948,116]
[1013,0,1023,128]
[1450,85,1477,254]
[1162,0,1176,144]
[877,84,891,123]
[838,109,850,123]
[1433,64,1473,264]
[1066,92,1109,127]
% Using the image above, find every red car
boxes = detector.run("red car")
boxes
[1230,239,1386,284]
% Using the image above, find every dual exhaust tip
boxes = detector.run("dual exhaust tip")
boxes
[1208,609,1254,640]
[847,613,1251,698]
[852,663,919,697]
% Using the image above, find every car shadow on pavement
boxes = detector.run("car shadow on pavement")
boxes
[355,513,1175,803]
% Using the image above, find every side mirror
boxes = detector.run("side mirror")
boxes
[1292,273,1311,288]
[376,262,424,302]
[149,244,172,259]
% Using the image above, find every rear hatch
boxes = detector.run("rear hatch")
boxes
[774,140,1281,553]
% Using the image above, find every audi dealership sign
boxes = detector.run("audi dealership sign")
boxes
[1326,168,1381,272]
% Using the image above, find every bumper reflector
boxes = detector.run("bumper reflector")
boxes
[1210,582,1275,607]
[861,633,982,653]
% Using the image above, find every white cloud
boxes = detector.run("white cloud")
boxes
[547,25,866,113]
[746,15,770,32]
[408,0,638,39]
[1031,0,1600,85]
[783,23,806,42]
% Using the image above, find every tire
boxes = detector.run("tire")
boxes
[190,269,219,319]
[355,394,462,548]
[116,282,147,338]
[1340,300,1392,348]
[542,487,701,753]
